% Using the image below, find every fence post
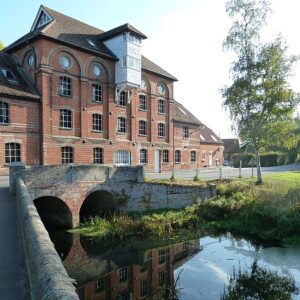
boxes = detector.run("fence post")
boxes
[239,160,242,178]
[219,165,222,179]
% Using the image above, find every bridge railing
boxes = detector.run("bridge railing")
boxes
[16,178,79,300]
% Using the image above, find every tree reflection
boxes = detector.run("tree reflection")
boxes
[221,261,299,299]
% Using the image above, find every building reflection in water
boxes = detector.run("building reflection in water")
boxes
[55,233,200,300]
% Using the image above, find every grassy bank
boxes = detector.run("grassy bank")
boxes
[71,206,200,239]
[73,172,300,245]
[200,172,300,245]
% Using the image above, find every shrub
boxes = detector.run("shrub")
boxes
[260,152,280,167]
[233,153,255,168]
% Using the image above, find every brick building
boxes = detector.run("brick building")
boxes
[0,5,223,174]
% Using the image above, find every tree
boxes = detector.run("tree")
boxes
[0,41,4,50]
[222,0,300,183]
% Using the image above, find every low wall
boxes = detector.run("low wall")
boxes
[16,178,79,300]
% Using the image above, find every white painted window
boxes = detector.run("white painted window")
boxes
[139,95,147,110]
[140,149,147,164]
[117,117,126,133]
[114,150,131,166]
[158,99,166,114]
[93,148,103,164]
[95,277,104,293]
[60,109,72,129]
[59,77,72,97]
[5,143,21,163]
[119,267,128,282]
[0,101,9,124]
[61,146,73,164]
[158,123,165,137]
[92,114,102,131]
[191,151,196,163]
[175,150,181,163]
[118,91,127,106]
[183,126,189,139]
[139,120,147,135]
[162,150,169,163]
[92,84,102,102]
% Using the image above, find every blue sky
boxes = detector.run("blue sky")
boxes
[2,0,300,138]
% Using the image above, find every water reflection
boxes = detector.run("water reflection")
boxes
[50,232,300,300]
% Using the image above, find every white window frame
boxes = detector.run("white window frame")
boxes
[162,150,169,163]
[0,101,9,124]
[92,113,102,132]
[183,126,189,139]
[93,147,104,164]
[59,76,72,97]
[158,123,165,137]
[117,117,127,133]
[139,120,147,135]
[61,146,73,164]
[92,84,102,102]
[140,149,147,164]
[5,143,21,163]
[139,94,147,110]
[191,151,196,163]
[114,150,131,166]
[158,99,166,114]
[175,150,181,163]
[60,109,72,129]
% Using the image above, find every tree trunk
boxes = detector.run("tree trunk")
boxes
[256,149,262,184]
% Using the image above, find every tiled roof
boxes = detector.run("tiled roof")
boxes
[173,100,202,126]
[200,125,223,144]
[98,23,147,41]
[5,6,177,81]
[142,56,178,81]
[222,138,240,153]
[0,52,39,100]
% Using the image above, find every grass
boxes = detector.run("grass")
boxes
[200,172,300,245]
[71,206,200,239]
[73,172,300,245]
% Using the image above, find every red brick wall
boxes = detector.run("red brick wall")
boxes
[7,37,222,173]
[0,97,40,174]
[199,143,224,167]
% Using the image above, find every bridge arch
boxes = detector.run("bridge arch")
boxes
[33,196,73,230]
[80,190,118,223]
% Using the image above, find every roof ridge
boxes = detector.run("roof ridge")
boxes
[41,5,104,33]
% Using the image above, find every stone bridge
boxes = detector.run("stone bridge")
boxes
[10,163,216,228]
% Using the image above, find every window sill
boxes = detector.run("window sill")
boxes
[92,100,103,104]
[138,108,147,112]
[175,162,181,164]
[59,94,73,98]
[138,134,147,137]
[117,131,127,135]
[158,112,166,115]
[0,123,9,126]
[117,104,127,108]
[92,130,103,133]
[157,136,165,138]
[60,127,72,130]
[162,162,169,164]
[190,161,196,164]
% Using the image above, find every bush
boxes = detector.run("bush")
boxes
[260,152,281,167]
[233,153,255,168]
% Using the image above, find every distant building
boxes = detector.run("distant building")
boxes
[0,5,223,174]
[222,138,240,166]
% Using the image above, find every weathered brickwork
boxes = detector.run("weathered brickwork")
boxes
[10,164,216,227]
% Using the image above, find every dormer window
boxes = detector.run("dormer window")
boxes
[0,68,16,82]
[200,134,205,141]
[36,11,51,28]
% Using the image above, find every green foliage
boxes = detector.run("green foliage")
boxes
[0,41,4,51]
[221,263,299,299]
[233,153,255,167]
[200,173,300,244]
[223,0,300,183]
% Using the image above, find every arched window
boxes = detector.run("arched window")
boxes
[114,150,131,166]
[0,101,9,124]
